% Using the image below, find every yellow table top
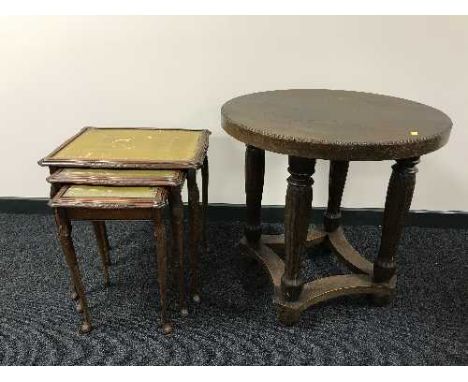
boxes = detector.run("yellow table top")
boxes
[64,185,159,199]
[40,127,210,169]
[50,185,168,208]
[58,168,177,179]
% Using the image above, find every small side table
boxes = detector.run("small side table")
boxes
[47,168,188,315]
[50,185,173,334]
[39,127,210,302]
[222,89,452,325]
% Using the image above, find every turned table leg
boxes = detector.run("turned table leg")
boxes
[201,155,209,254]
[281,156,316,306]
[324,161,349,232]
[54,208,92,334]
[245,145,265,246]
[169,186,188,316]
[372,157,419,305]
[154,209,172,335]
[187,169,202,303]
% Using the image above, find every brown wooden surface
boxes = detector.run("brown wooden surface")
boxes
[324,161,349,232]
[374,158,419,284]
[225,89,450,326]
[239,236,395,326]
[187,169,201,302]
[244,145,265,244]
[153,209,172,335]
[168,186,188,316]
[53,200,174,334]
[92,221,110,287]
[281,156,316,301]
[55,208,92,334]
[222,89,452,160]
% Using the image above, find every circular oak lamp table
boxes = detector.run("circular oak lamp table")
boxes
[221,89,452,325]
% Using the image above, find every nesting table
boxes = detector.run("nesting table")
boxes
[222,89,452,324]
[39,127,210,333]
[50,184,173,334]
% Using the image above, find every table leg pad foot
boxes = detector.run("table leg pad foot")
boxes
[79,321,92,334]
[76,300,83,313]
[277,306,301,326]
[180,308,189,317]
[162,323,174,335]
[192,294,201,304]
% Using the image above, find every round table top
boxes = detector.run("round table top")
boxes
[221,89,452,160]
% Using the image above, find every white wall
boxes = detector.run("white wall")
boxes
[0,16,467,211]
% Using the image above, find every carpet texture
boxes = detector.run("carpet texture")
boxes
[0,212,466,365]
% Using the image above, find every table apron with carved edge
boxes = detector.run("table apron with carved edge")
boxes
[222,89,451,325]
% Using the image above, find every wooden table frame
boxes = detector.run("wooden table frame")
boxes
[39,127,210,303]
[243,145,418,325]
[222,89,451,326]
[51,186,175,335]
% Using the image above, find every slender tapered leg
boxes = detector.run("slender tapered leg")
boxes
[54,208,92,334]
[245,145,265,246]
[92,221,110,287]
[169,186,188,316]
[92,221,111,266]
[187,169,201,303]
[101,222,111,264]
[372,157,419,305]
[281,156,316,307]
[201,155,209,254]
[154,209,172,335]
[48,168,81,302]
[324,161,349,232]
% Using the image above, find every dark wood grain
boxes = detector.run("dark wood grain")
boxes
[153,209,172,335]
[223,89,451,326]
[245,145,265,245]
[324,161,349,232]
[201,155,209,254]
[222,90,452,160]
[92,221,110,287]
[54,208,92,334]
[187,169,201,303]
[52,186,175,335]
[281,156,316,302]
[169,186,187,316]
[373,157,419,305]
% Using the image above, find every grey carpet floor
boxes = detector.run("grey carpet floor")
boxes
[0,212,466,365]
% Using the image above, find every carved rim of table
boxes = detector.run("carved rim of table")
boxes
[47,168,186,187]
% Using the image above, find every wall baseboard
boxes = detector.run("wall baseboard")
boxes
[0,198,466,229]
